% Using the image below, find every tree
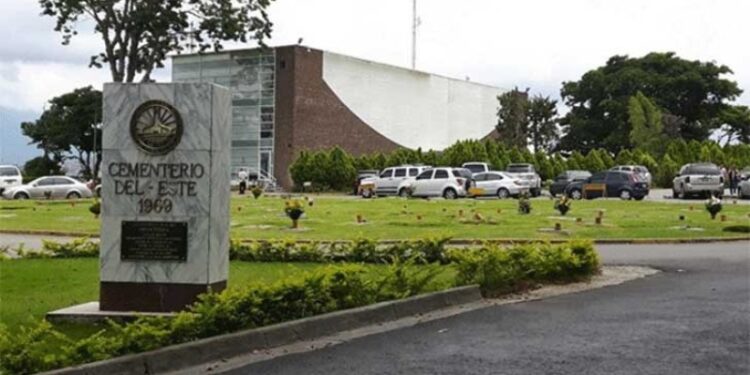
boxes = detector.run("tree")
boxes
[527,95,559,152]
[628,92,664,156]
[559,52,742,152]
[23,156,63,179]
[496,88,529,148]
[718,105,750,145]
[40,0,274,82]
[21,87,103,179]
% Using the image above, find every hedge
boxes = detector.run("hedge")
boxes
[0,240,599,374]
[290,139,750,191]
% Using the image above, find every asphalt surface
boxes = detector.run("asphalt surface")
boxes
[228,242,750,375]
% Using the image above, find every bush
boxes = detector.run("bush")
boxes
[41,238,99,258]
[451,241,599,297]
[0,263,442,374]
[229,237,452,265]
[723,225,750,233]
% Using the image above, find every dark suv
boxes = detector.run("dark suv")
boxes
[549,170,592,197]
[565,171,649,200]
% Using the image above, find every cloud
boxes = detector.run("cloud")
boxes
[0,0,748,113]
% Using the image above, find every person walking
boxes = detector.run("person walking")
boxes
[728,167,738,197]
[238,168,248,195]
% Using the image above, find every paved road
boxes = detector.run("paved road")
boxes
[229,242,750,375]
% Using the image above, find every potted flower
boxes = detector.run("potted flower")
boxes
[518,191,532,214]
[705,195,722,220]
[284,199,305,228]
[251,186,263,199]
[553,196,571,216]
[89,200,101,218]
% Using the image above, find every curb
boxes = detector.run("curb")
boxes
[1,229,747,245]
[42,285,481,375]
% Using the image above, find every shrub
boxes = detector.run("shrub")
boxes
[229,237,452,265]
[723,225,750,233]
[0,263,443,373]
[41,238,99,258]
[451,241,599,297]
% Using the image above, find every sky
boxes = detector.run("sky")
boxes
[1,0,749,164]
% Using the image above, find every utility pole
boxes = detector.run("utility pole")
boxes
[411,0,418,70]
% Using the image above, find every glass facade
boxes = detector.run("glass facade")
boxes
[172,49,276,180]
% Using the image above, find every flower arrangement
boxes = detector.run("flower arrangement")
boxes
[518,191,532,214]
[553,196,571,216]
[88,200,101,218]
[284,199,305,228]
[251,186,263,199]
[705,195,722,220]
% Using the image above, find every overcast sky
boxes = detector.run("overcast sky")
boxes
[1,0,749,113]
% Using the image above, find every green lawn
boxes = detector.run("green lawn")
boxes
[1,196,748,240]
[0,258,456,335]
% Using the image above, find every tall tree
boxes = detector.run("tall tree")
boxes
[559,52,742,153]
[40,0,274,82]
[628,92,664,156]
[21,87,103,179]
[496,88,530,149]
[527,95,559,152]
[717,105,750,145]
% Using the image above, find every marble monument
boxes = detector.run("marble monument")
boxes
[99,83,231,312]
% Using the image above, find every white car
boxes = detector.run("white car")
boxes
[672,163,724,199]
[0,165,22,196]
[738,178,750,199]
[462,162,491,176]
[359,165,431,198]
[611,165,652,186]
[410,167,473,199]
[505,163,542,197]
[2,176,93,200]
[471,171,527,199]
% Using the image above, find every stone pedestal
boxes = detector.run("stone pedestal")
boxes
[100,83,231,312]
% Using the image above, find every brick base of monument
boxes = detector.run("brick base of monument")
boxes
[100,281,227,312]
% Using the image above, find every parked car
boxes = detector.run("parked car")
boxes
[410,167,473,199]
[0,165,22,196]
[672,163,724,199]
[353,169,379,195]
[2,176,93,200]
[739,176,750,199]
[471,171,527,198]
[565,171,649,200]
[359,165,431,198]
[505,163,542,196]
[610,165,652,186]
[461,162,491,175]
[549,170,592,197]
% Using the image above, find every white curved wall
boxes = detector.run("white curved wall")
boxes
[322,52,504,150]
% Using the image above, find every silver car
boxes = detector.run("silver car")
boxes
[672,163,723,199]
[2,176,93,200]
[472,171,527,199]
[739,178,750,199]
[610,165,652,186]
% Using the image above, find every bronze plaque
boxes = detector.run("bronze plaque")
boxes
[130,100,183,155]
[121,221,188,261]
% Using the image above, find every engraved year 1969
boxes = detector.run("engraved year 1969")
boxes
[138,198,173,214]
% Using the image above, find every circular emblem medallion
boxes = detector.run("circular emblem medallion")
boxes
[130,100,183,155]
